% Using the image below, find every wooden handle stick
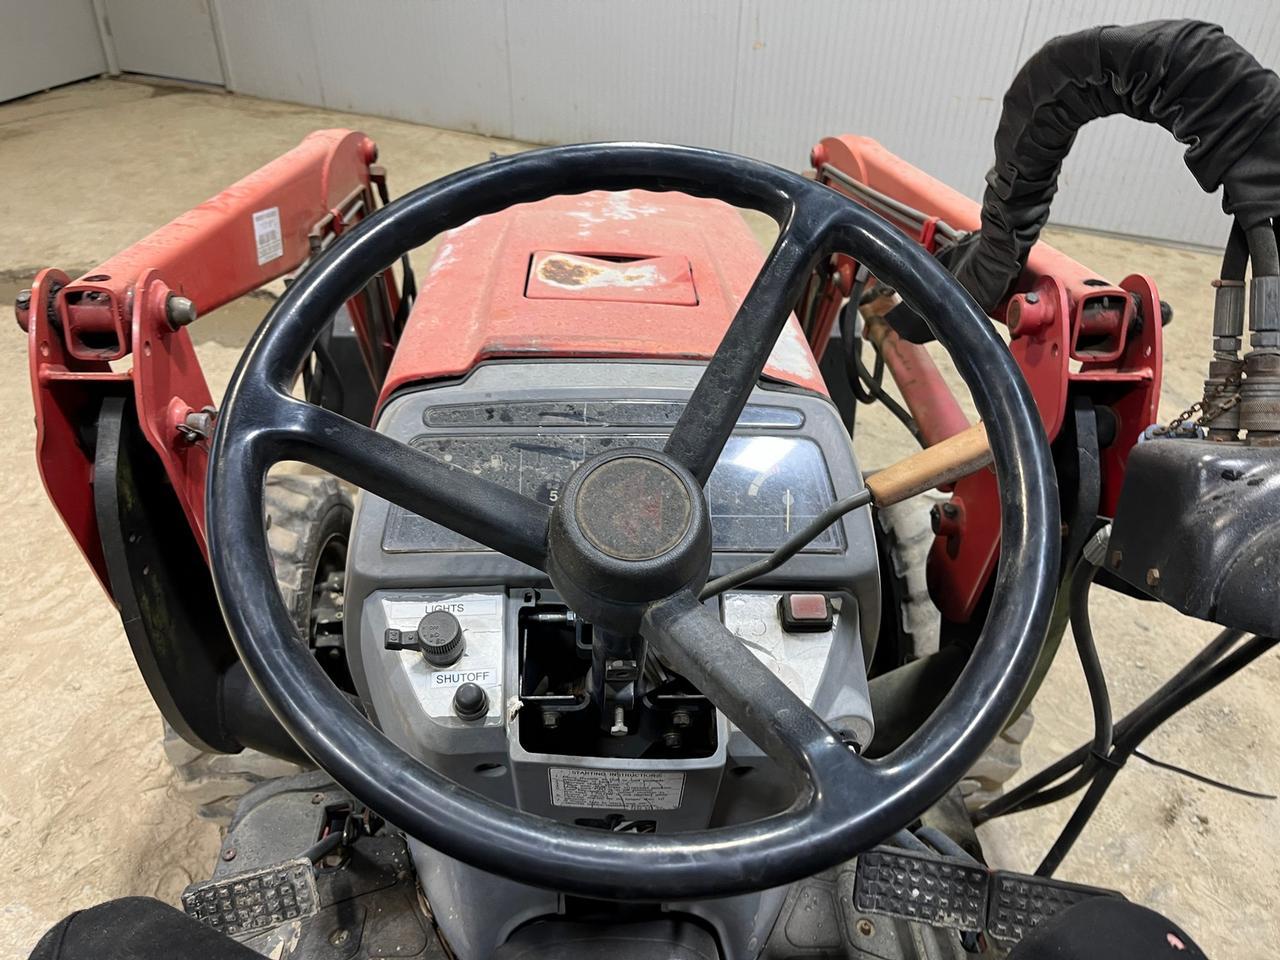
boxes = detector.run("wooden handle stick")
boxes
[864,422,991,507]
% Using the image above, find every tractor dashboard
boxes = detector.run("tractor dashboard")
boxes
[342,360,879,919]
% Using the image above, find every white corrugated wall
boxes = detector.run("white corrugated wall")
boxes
[208,0,1280,247]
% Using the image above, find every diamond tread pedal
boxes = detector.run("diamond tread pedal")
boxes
[853,846,1123,943]
[182,858,319,939]
[854,848,988,930]
[987,869,1123,942]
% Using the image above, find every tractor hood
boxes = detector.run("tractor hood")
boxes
[379,190,826,405]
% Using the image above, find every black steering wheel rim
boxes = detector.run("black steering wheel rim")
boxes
[207,142,1059,901]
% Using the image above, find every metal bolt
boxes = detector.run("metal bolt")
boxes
[177,405,217,444]
[671,709,692,728]
[183,409,214,437]
[663,730,683,749]
[541,709,559,729]
[1024,292,1040,304]
[328,929,350,947]
[1146,567,1161,587]
[165,294,198,328]
[610,706,627,737]
[221,847,236,862]
[310,792,325,805]
[856,918,875,937]
[932,501,961,537]
[14,288,32,333]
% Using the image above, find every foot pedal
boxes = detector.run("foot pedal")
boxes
[853,847,1122,944]
[986,870,1121,943]
[854,848,988,931]
[182,858,320,939]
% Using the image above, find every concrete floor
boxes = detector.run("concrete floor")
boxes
[2,78,1276,958]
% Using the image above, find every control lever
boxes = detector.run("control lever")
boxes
[863,422,990,507]
[383,629,418,651]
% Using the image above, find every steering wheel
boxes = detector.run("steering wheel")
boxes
[208,143,1058,901]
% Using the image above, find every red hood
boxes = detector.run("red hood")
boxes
[380,190,826,404]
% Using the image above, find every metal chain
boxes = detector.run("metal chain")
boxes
[1163,374,1241,432]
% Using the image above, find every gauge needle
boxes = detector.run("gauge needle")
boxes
[784,489,793,532]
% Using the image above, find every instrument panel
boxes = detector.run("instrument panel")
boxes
[382,401,843,555]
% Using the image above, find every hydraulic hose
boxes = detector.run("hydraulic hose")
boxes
[1222,222,1250,282]
[975,627,1245,825]
[1246,222,1280,277]
[1067,551,1113,767]
[955,19,1280,311]
[1036,633,1278,876]
[970,543,1113,820]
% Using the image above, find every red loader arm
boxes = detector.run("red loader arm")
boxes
[18,129,397,595]
[805,136,1162,623]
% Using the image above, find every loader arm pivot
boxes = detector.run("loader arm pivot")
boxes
[19,129,398,593]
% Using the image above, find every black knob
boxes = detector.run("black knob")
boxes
[452,682,489,721]
[417,610,464,667]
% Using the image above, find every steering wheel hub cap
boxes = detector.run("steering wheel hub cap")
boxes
[575,456,692,561]
[546,449,712,630]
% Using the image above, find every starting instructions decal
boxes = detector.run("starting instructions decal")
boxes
[253,207,284,265]
[548,767,685,810]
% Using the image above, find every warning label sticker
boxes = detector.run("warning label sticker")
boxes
[252,207,284,265]
[548,767,685,810]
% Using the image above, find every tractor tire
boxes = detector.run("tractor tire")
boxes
[162,725,305,823]
[164,473,352,823]
[875,490,1034,812]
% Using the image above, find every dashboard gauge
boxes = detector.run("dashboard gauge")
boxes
[384,426,842,555]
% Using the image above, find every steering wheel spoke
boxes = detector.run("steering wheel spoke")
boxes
[643,591,865,794]
[665,208,833,484]
[262,396,550,570]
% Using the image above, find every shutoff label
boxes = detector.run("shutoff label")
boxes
[431,668,496,688]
